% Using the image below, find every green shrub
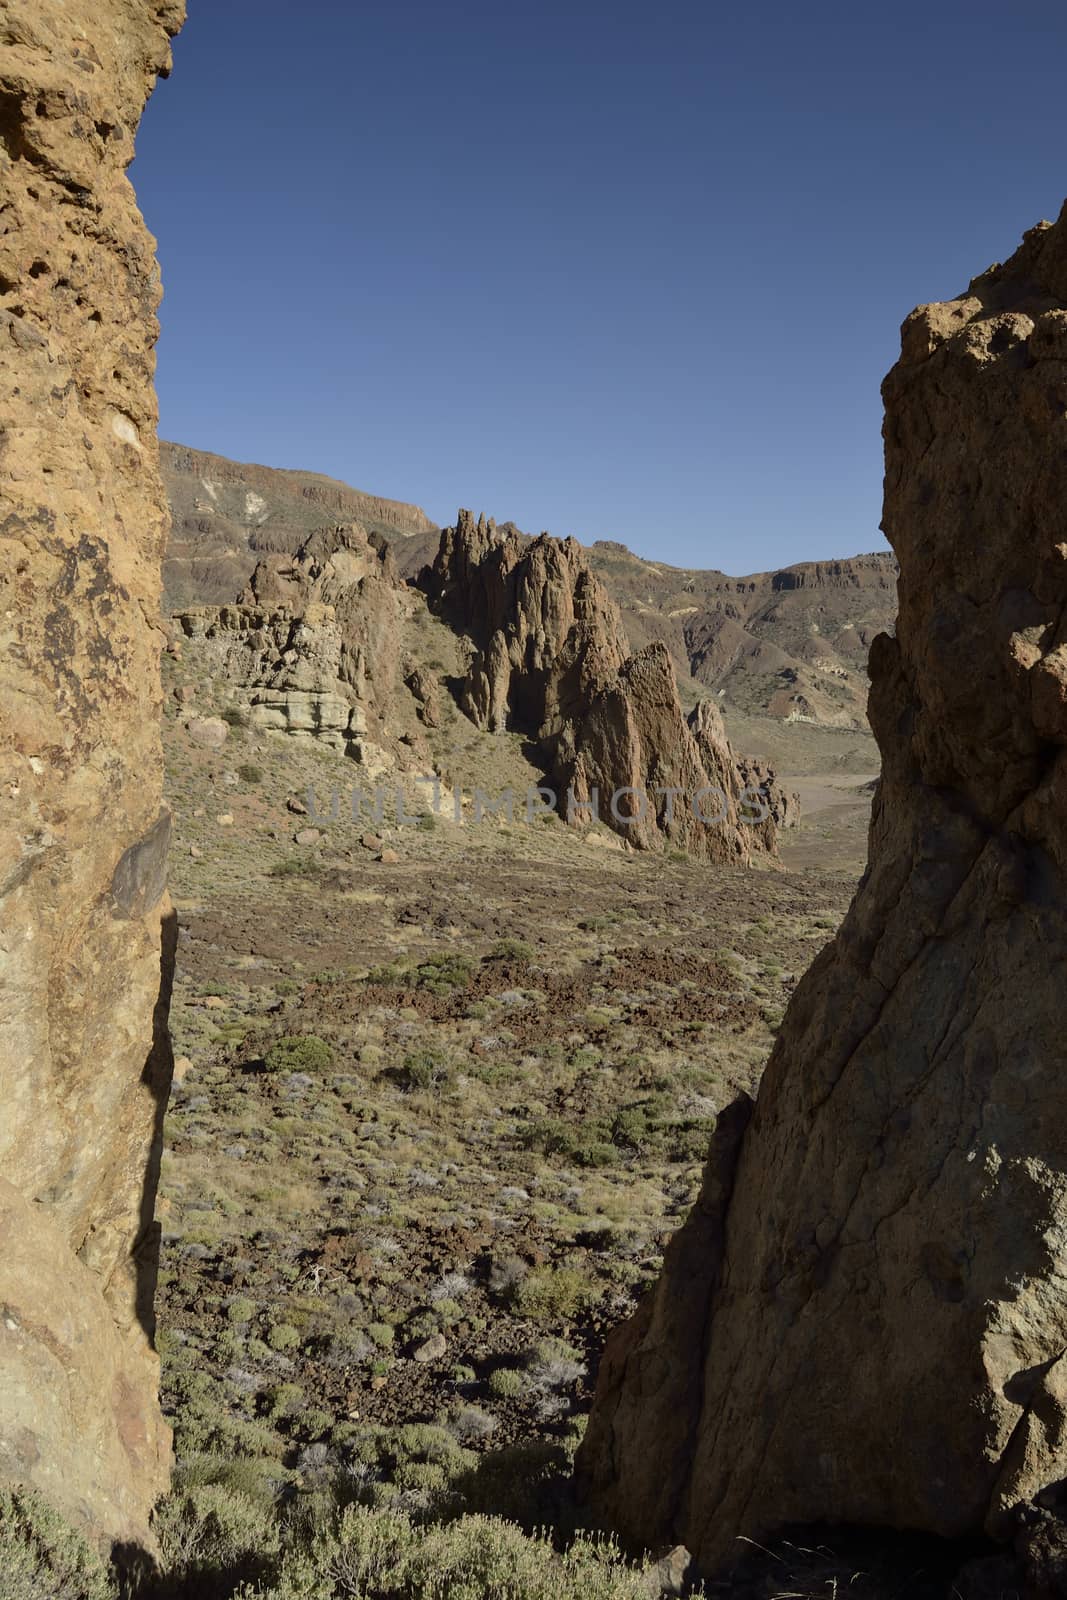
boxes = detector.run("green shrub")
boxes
[269,856,320,880]
[264,1036,333,1075]
[267,1324,302,1353]
[397,1049,452,1094]
[511,1266,592,1322]
[0,1486,115,1600]
[221,705,249,728]
[154,1457,282,1595]
[245,1505,655,1600]
[239,763,265,784]
[487,1366,524,1399]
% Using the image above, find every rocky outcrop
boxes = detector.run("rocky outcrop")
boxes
[577,209,1067,1571]
[0,0,183,1551]
[425,514,780,860]
[176,524,411,768]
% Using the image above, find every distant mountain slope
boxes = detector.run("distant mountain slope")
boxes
[161,442,896,728]
[584,542,897,728]
[161,442,437,607]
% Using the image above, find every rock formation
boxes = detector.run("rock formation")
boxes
[425,513,781,860]
[577,208,1067,1572]
[176,524,414,771]
[0,0,183,1550]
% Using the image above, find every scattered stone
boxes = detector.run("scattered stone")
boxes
[287,796,308,815]
[189,845,202,858]
[377,848,400,865]
[203,996,226,1010]
[412,1333,448,1364]
[361,832,384,852]
[185,716,229,749]
[174,684,194,704]
[217,813,234,827]
[172,1057,193,1085]
[294,828,321,847]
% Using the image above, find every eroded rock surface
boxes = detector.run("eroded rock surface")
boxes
[426,512,780,860]
[0,0,183,1549]
[177,524,406,760]
[577,208,1067,1570]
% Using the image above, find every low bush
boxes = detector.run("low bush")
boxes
[264,1037,333,1075]
[0,1486,115,1600]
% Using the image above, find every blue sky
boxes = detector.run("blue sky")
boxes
[135,0,1067,572]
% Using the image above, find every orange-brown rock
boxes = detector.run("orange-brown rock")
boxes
[577,207,1067,1571]
[426,513,779,860]
[0,0,182,1551]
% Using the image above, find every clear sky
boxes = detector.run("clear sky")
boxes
[134,0,1067,573]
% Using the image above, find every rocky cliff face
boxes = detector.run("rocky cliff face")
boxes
[0,0,182,1550]
[576,209,1067,1573]
[176,524,419,774]
[426,513,781,860]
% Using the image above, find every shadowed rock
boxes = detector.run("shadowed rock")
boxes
[576,206,1067,1571]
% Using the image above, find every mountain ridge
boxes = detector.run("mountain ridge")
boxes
[161,441,897,729]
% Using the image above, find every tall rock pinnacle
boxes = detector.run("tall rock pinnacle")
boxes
[577,207,1067,1571]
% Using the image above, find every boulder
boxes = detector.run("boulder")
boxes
[185,716,229,749]
[577,207,1067,1571]
[0,0,183,1551]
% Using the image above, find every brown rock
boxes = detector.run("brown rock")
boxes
[378,848,400,865]
[405,665,442,728]
[294,827,321,847]
[577,208,1067,1570]
[287,795,309,815]
[361,832,384,852]
[411,1332,448,1364]
[185,715,229,748]
[425,513,777,860]
[0,0,183,1551]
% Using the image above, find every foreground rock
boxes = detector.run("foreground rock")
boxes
[577,209,1067,1569]
[0,0,182,1550]
[426,512,782,860]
